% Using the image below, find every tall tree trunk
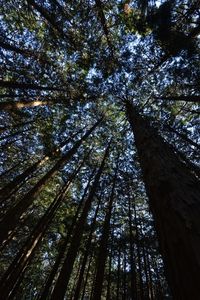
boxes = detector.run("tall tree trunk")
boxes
[91,165,118,300]
[126,100,200,299]
[106,230,114,300]
[116,245,121,300]
[0,119,102,245]
[38,170,94,300]
[128,194,137,300]
[50,142,111,300]
[132,199,144,300]
[0,161,83,299]
[81,253,93,300]
[73,196,101,300]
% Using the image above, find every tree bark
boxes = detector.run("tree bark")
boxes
[126,100,200,299]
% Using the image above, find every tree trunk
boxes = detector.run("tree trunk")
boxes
[128,195,137,300]
[91,165,117,300]
[38,170,94,300]
[73,196,101,300]
[0,119,102,245]
[126,100,200,299]
[50,142,111,300]
[0,160,85,299]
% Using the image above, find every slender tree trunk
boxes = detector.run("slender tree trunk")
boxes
[106,231,114,300]
[146,252,154,300]
[38,170,94,300]
[91,166,117,300]
[122,252,127,300]
[81,253,93,300]
[116,246,121,300]
[73,196,101,300]
[50,142,111,300]
[0,119,102,245]
[132,200,144,300]
[128,195,137,300]
[126,100,200,299]
[0,161,83,299]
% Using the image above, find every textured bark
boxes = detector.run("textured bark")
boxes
[0,119,102,245]
[50,142,110,300]
[126,100,200,299]
[92,167,117,300]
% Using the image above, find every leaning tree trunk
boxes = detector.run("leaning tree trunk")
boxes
[0,119,102,245]
[50,142,111,300]
[0,160,85,299]
[125,100,200,299]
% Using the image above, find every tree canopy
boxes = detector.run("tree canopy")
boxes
[0,0,200,299]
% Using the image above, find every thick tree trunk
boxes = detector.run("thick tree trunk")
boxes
[0,119,102,245]
[91,166,117,300]
[50,142,111,300]
[126,100,200,299]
